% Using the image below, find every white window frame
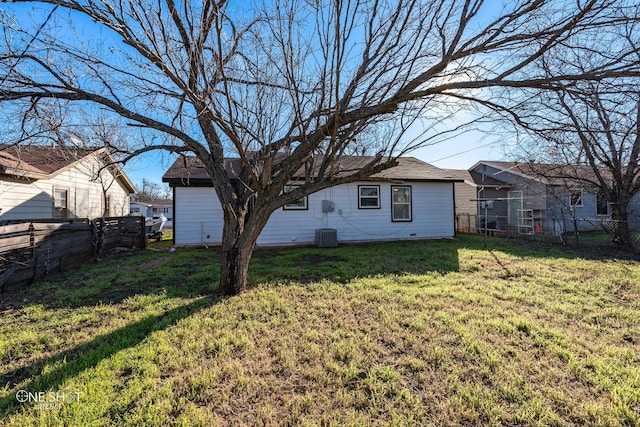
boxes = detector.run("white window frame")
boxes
[358,185,381,209]
[391,185,412,222]
[53,187,69,220]
[282,184,308,210]
[75,188,89,219]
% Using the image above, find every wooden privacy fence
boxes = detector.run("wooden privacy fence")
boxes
[0,217,145,292]
[93,217,146,254]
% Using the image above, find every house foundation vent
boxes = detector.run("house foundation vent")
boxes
[315,228,338,248]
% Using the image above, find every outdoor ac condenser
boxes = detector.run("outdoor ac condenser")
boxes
[315,228,338,248]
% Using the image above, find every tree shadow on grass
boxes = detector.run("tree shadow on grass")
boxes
[249,239,462,285]
[248,234,637,287]
[479,234,640,262]
[0,248,222,311]
[0,294,222,419]
[5,235,598,312]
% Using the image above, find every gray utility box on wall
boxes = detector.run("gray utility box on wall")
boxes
[322,200,335,213]
[315,228,338,248]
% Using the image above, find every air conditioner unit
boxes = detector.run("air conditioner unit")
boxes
[315,228,338,248]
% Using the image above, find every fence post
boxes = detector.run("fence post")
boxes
[29,222,35,257]
[95,218,104,258]
[140,217,146,249]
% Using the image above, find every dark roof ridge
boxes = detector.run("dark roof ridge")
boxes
[163,154,461,184]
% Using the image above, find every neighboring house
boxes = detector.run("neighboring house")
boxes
[130,199,173,227]
[442,169,512,233]
[129,201,148,215]
[0,145,136,224]
[163,156,462,246]
[468,160,640,235]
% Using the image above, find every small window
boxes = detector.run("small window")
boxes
[53,188,68,219]
[283,185,308,210]
[358,185,380,209]
[391,185,412,222]
[570,190,583,207]
[596,192,609,216]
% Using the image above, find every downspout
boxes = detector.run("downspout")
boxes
[452,181,457,237]
[172,186,176,246]
[478,186,485,233]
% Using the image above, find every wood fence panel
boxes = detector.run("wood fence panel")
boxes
[0,236,32,251]
[0,223,32,253]
[95,217,145,253]
[0,223,32,235]
[0,216,146,292]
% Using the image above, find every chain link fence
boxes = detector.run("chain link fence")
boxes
[456,213,639,250]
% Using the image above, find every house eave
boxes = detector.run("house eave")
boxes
[163,177,215,187]
[0,169,49,180]
[476,160,554,185]
[163,176,464,187]
[101,149,137,194]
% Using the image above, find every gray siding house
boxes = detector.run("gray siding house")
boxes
[469,161,640,235]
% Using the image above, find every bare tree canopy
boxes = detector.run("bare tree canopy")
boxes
[508,77,640,249]
[134,178,170,202]
[1,0,640,293]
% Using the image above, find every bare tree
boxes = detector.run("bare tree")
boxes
[134,179,166,203]
[1,0,640,294]
[493,4,640,251]
[510,79,640,250]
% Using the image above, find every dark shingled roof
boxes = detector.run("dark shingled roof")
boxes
[0,149,46,176]
[162,156,245,182]
[163,155,461,185]
[440,169,512,188]
[0,144,137,193]
[0,144,99,176]
[481,160,611,184]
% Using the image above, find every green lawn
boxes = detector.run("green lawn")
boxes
[1,235,639,426]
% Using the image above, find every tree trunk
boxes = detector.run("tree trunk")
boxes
[219,235,254,295]
[218,202,271,295]
[611,202,635,252]
[572,216,580,245]
[219,206,250,295]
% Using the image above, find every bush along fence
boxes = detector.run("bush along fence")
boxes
[0,216,145,292]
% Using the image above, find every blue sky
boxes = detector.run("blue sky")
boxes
[1,2,510,189]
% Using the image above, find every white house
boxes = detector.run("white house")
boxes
[0,145,136,224]
[163,156,461,247]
